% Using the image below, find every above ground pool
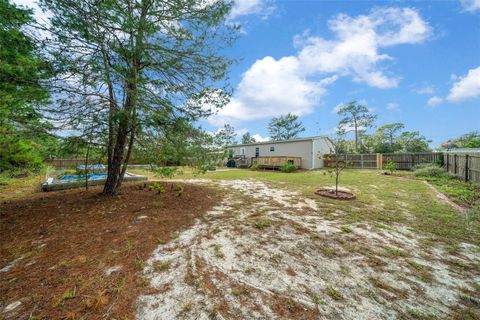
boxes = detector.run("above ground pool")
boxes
[59,173,108,182]
[42,172,147,191]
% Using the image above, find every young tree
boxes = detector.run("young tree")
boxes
[337,101,376,152]
[39,0,237,195]
[325,134,348,196]
[241,132,256,144]
[268,113,305,141]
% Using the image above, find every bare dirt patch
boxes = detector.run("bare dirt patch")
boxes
[138,179,480,320]
[0,182,219,319]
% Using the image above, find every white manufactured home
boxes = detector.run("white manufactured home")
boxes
[228,136,334,169]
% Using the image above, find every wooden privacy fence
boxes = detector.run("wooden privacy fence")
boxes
[381,153,443,170]
[46,158,88,168]
[324,153,443,171]
[324,152,480,183]
[444,153,480,183]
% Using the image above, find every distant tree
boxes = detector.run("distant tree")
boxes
[398,131,431,152]
[241,132,256,144]
[268,113,305,141]
[364,123,430,153]
[441,131,480,149]
[337,101,376,152]
[216,124,237,146]
[366,123,404,153]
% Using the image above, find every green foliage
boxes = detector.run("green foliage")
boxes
[0,0,51,172]
[268,113,305,141]
[148,182,165,194]
[40,0,237,194]
[384,161,397,174]
[250,162,259,170]
[413,164,447,178]
[0,135,43,172]
[337,101,376,152]
[364,124,430,153]
[176,183,185,197]
[441,131,480,149]
[280,162,297,173]
[241,132,256,144]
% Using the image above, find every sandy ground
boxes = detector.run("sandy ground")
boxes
[137,179,480,319]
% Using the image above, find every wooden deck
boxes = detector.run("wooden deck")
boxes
[254,156,302,169]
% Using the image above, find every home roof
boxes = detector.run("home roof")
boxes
[227,136,331,148]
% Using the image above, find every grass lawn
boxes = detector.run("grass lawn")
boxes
[134,168,480,246]
[2,167,479,319]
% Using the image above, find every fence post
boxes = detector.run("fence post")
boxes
[465,154,469,182]
[446,154,449,172]
[361,154,364,169]
[376,153,383,170]
[454,154,457,175]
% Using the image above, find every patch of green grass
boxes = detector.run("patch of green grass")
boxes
[213,244,224,258]
[251,218,272,229]
[326,285,342,301]
[154,260,171,272]
[309,292,324,305]
[134,256,145,270]
[406,260,434,282]
[406,308,437,320]
[340,225,353,233]
[384,246,409,258]
[422,176,480,206]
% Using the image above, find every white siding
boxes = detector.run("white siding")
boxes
[228,136,333,169]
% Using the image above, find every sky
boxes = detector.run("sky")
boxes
[14,0,480,147]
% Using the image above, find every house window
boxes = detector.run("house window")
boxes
[270,146,275,152]
[255,147,259,157]
[240,147,245,155]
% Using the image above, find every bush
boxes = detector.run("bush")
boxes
[384,161,397,174]
[0,137,43,172]
[280,162,297,173]
[413,164,447,178]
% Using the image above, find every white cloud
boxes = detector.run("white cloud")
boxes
[460,0,480,12]
[386,103,400,111]
[229,0,275,20]
[446,66,480,102]
[209,7,431,126]
[297,7,431,89]
[252,134,270,142]
[428,96,443,107]
[413,84,435,95]
[209,56,334,125]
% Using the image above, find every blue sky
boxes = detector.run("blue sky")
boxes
[15,0,480,147]
[205,0,480,146]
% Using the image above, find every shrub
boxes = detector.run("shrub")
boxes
[384,161,397,174]
[0,137,43,173]
[413,164,447,178]
[148,182,165,194]
[176,183,184,196]
[280,162,297,173]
